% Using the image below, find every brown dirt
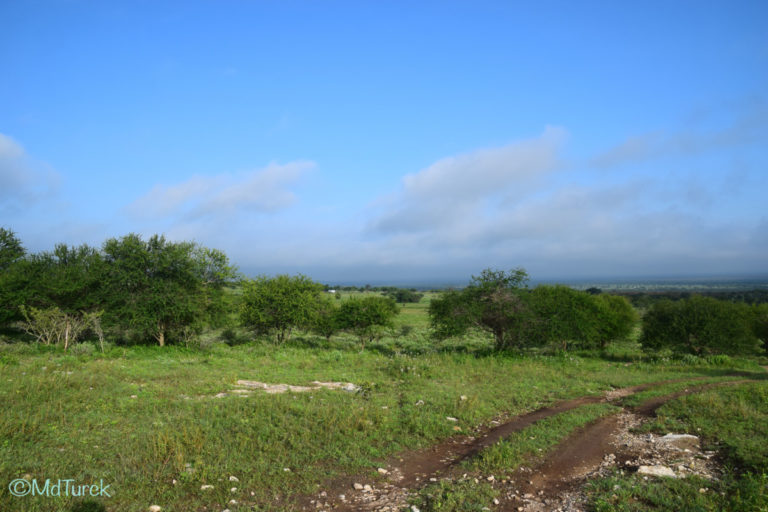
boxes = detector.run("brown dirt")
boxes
[504,379,752,511]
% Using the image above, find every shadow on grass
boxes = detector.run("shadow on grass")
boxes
[69,500,107,512]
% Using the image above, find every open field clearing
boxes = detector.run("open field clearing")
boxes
[1,336,765,512]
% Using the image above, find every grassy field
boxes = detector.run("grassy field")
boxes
[1,295,766,511]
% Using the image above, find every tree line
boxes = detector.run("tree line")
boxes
[2,228,765,355]
[0,228,238,347]
[0,228,401,350]
[428,268,766,356]
[428,268,638,352]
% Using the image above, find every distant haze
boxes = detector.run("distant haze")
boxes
[1,2,766,281]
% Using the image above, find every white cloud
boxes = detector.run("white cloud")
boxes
[592,108,768,168]
[371,126,567,233]
[0,133,60,208]
[127,160,315,220]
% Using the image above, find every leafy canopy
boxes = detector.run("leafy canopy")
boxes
[337,295,399,349]
[240,274,324,343]
[641,295,761,356]
[429,268,532,351]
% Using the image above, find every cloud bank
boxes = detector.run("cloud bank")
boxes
[0,133,60,210]
[127,161,315,220]
[371,126,567,234]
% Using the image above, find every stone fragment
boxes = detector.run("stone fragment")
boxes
[658,433,699,450]
[637,465,677,478]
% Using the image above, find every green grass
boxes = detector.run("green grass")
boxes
[617,375,756,408]
[1,333,765,511]
[642,381,768,472]
[469,402,620,477]
[587,381,768,511]
[588,471,768,512]
[412,479,499,512]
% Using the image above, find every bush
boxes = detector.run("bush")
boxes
[526,285,601,350]
[310,295,341,341]
[593,294,637,347]
[240,274,324,343]
[69,342,96,356]
[384,289,424,304]
[641,295,761,356]
[337,296,399,349]
[429,268,533,351]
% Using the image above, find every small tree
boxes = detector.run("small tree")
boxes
[102,234,207,346]
[641,296,760,356]
[593,293,637,348]
[240,274,324,343]
[310,296,341,341]
[429,268,532,351]
[20,306,89,350]
[0,227,25,271]
[384,289,424,304]
[84,310,106,352]
[337,296,399,349]
[526,285,602,351]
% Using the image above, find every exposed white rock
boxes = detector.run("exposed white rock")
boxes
[658,433,699,450]
[234,380,360,394]
[637,465,677,478]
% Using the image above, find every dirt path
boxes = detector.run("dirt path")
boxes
[504,379,751,511]
[301,377,729,511]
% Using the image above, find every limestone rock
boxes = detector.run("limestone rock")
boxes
[637,465,677,478]
[658,433,699,450]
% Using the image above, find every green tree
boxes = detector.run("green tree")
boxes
[593,293,638,348]
[191,246,239,328]
[102,234,207,346]
[240,274,324,343]
[1,241,104,329]
[641,296,760,356]
[384,288,424,304]
[753,304,768,355]
[526,285,602,351]
[429,268,533,351]
[310,295,341,341]
[27,244,105,312]
[337,296,399,349]
[0,227,25,271]
[0,228,27,327]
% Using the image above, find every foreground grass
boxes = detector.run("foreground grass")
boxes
[587,381,768,511]
[0,339,763,512]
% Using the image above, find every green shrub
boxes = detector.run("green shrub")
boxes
[641,296,760,356]
[69,342,96,356]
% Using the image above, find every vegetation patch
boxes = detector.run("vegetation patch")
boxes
[469,402,620,477]
[587,381,768,511]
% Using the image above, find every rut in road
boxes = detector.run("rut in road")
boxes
[303,375,747,511]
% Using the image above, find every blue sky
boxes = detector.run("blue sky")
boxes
[2,0,767,283]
